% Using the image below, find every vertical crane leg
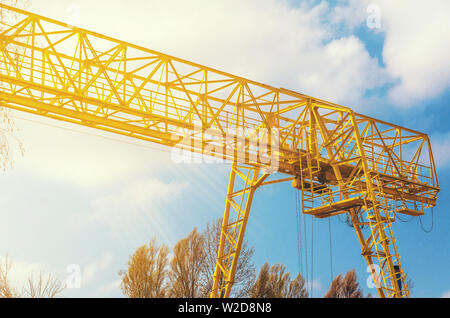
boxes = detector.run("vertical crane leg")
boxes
[349,197,409,297]
[210,162,268,298]
[349,114,409,298]
[309,106,409,298]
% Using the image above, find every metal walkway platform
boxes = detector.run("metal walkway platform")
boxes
[304,197,367,218]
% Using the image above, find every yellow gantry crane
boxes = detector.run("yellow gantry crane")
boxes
[0,4,440,298]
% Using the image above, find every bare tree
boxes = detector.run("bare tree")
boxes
[324,269,363,298]
[120,238,170,298]
[119,219,256,298]
[25,273,65,298]
[0,0,29,171]
[267,264,291,298]
[0,255,65,298]
[199,218,255,298]
[169,228,205,298]
[249,262,271,298]
[249,262,308,298]
[0,255,17,298]
[405,273,414,296]
[285,273,308,298]
[324,274,342,298]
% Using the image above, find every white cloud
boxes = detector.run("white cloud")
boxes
[89,177,187,225]
[334,0,450,106]
[5,259,47,288]
[378,0,450,105]
[295,35,389,106]
[430,132,450,169]
[311,277,323,293]
[96,279,122,297]
[329,0,370,33]
[0,257,66,295]
[10,112,171,187]
[82,252,113,285]
[442,290,450,298]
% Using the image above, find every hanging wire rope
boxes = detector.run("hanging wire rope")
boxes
[337,212,354,228]
[419,206,435,233]
[295,189,303,276]
[337,213,348,224]
[395,211,414,223]
[12,115,173,154]
[328,217,334,282]
[310,215,314,297]
[299,191,304,275]
[303,208,309,296]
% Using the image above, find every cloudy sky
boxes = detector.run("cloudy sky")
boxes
[1,0,449,297]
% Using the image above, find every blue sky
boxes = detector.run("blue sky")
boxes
[0,0,449,298]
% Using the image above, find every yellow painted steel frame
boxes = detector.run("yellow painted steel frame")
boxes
[0,4,440,298]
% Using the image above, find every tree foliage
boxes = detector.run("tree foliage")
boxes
[169,228,205,298]
[249,262,308,298]
[0,256,16,298]
[0,0,27,171]
[0,255,65,298]
[120,238,169,298]
[324,269,363,298]
[119,221,371,299]
[25,273,65,298]
[199,218,255,298]
[120,218,255,298]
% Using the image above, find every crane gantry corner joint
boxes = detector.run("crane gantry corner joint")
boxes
[0,4,440,298]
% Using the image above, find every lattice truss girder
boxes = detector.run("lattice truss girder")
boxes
[1,5,439,178]
[0,4,440,299]
[0,4,310,173]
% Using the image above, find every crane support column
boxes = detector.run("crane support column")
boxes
[349,112,409,298]
[210,162,269,298]
[299,104,416,297]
